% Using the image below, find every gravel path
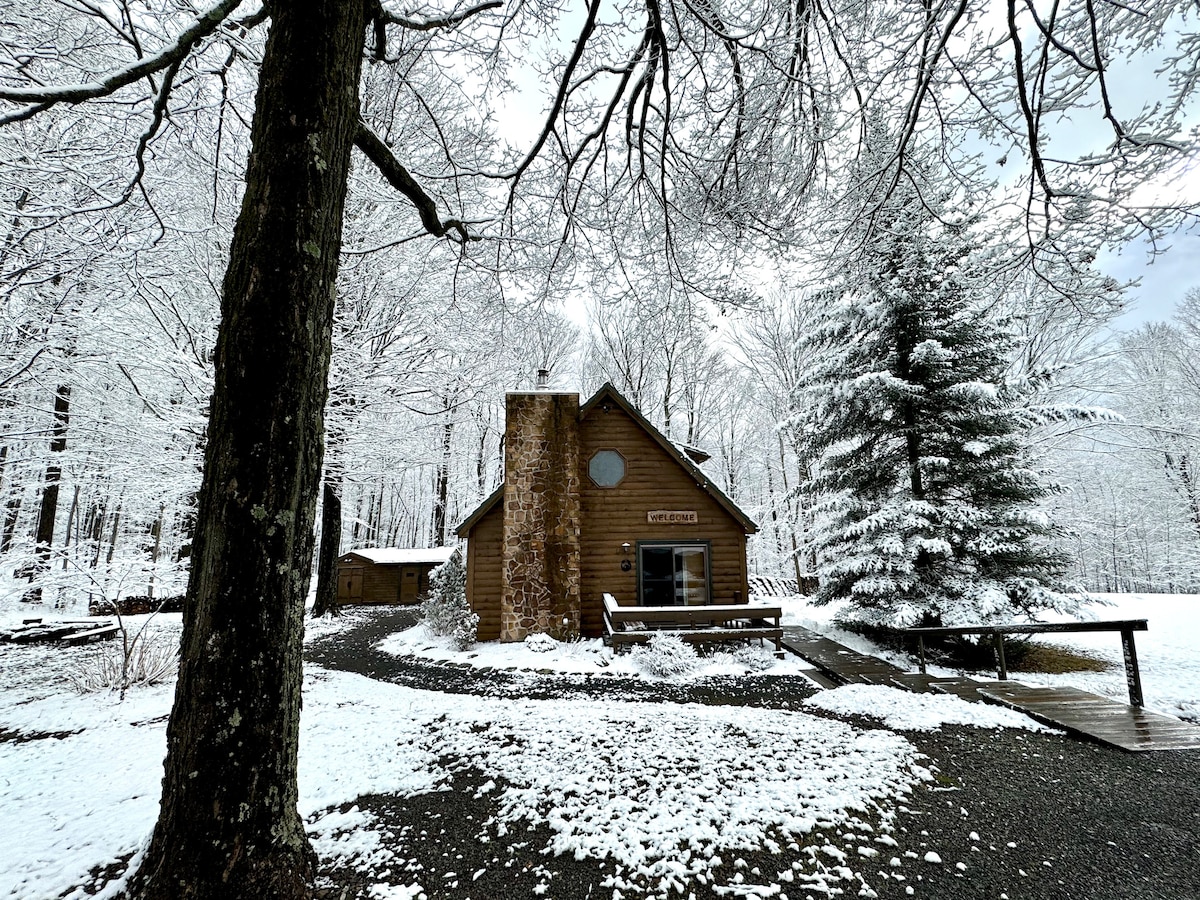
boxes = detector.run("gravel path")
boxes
[305,609,1200,900]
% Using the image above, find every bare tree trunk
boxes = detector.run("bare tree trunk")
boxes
[371,480,384,544]
[777,431,804,586]
[0,494,18,556]
[0,443,18,555]
[25,385,70,600]
[476,419,489,495]
[432,411,453,545]
[311,476,342,618]
[351,485,364,544]
[128,2,366,896]
[34,386,71,551]
[62,484,80,571]
[105,503,121,566]
[148,503,164,598]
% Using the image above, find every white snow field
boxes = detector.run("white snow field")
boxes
[0,592,1195,898]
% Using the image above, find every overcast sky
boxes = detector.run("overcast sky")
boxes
[1102,232,1199,329]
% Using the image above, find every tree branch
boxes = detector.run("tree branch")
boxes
[354,122,474,242]
[377,0,501,32]
[0,0,243,105]
[508,0,602,194]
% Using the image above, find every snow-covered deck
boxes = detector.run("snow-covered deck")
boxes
[602,593,784,655]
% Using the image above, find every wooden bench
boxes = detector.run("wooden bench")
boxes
[61,624,122,644]
[603,593,784,656]
[1,619,119,645]
[903,619,1149,707]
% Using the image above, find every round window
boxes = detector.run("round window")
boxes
[588,449,626,487]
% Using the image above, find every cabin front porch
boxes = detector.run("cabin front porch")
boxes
[602,593,784,656]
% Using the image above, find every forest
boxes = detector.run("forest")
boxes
[1,2,1198,611]
[1,63,1197,610]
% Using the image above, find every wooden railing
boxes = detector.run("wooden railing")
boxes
[903,620,1149,707]
[602,593,784,654]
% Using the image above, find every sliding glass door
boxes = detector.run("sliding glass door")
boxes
[639,543,710,606]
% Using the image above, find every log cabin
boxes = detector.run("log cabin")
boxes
[456,382,758,641]
[336,546,458,606]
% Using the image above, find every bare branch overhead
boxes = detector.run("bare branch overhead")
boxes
[0,0,244,107]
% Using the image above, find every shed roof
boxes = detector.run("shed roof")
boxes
[455,383,757,536]
[342,546,458,566]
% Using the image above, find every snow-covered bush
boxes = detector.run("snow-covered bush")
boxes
[629,632,700,678]
[525,632,557,653]
[730,643,778,672]
[419,552,478,650]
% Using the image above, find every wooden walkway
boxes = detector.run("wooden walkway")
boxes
[780,625,1200,752]
[977,683,1200,752]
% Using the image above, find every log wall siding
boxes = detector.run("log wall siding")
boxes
[467,503,504,641]
[577,403,749,636]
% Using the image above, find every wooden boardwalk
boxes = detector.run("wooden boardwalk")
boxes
[780,625,1200,752]
[977,683,1200,752]
[779,626,915,686]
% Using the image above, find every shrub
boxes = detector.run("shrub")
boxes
[420,553,478,650]
[629,632,700,678]
[524,632,557,653]
[69,631,179,695]
[730,643,777,672]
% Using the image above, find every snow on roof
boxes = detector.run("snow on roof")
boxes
[345,546,457,566]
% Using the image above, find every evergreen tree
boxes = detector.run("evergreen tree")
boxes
[794,177,1079,628]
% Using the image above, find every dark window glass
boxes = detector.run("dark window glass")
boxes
[639,544,709,606]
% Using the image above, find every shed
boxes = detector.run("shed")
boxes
[456,383,757,641]
[336,546,457,606]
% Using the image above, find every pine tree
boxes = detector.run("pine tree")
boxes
[794,175,1079,628]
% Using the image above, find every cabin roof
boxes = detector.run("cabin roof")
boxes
[341,546,458,566]
[454,484,504,537]
[455,383,757,536]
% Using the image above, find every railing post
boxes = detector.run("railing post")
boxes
[994,632,1008,681]
[1120,628,1144,708]
[917,636,926,674]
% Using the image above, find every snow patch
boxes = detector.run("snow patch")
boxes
[804,684,1051,732]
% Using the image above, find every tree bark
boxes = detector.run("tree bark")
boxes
[105,502,121,566]
[1,493,19,556]
[311,476,342,618]
[0,443,16,555]
[33,385,71,556]
[126,1,366,897]
[432,410,453,545]
[25,384,71,601]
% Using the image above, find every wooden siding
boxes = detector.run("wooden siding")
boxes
[466,501,505,641]
[460,392,752,641]
[336,555,439,606]
[577,402,749,637]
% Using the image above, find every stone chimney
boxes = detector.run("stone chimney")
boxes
[500,391,581,641]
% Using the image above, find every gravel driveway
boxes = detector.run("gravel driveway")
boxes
[305,609,1200,900]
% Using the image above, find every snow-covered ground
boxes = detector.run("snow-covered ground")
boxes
[779,591,1200,723]
[380,619,815,679]
[1,591,1195,899]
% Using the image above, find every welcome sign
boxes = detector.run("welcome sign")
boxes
[646,510,698,524]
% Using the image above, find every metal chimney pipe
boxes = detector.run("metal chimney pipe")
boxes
[536,368,550,389]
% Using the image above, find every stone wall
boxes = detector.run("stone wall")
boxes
[500,392,582,641]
